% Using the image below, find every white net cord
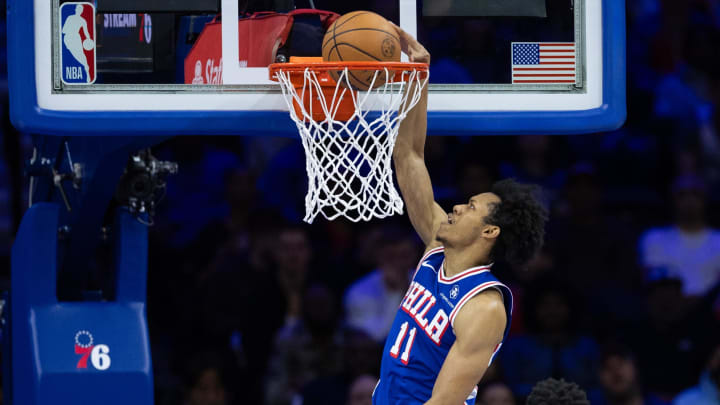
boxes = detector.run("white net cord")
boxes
[274,67,428,223]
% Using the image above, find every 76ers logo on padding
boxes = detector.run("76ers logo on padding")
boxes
[59,2,97,84]
[74,330,111,370]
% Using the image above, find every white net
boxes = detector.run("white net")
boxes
[273,65,428,223]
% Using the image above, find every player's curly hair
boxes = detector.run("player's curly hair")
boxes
[526,378,590,405]
[485,179,548,265]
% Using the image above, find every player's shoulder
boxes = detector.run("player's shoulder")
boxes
[447,267,511,323]
[452,289,507,339]
[461,288,505,315]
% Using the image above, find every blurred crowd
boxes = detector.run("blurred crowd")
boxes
[143,132,720,405]
[140,1,720,404]
[0,0,720,405]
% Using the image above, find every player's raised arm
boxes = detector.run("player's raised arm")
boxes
[392,25,447,247]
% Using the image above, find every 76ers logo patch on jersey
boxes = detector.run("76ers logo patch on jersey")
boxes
[59,2,97,84]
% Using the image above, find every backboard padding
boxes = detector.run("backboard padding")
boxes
[9,0,626,136]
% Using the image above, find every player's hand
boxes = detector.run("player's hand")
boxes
[390,22,431,64]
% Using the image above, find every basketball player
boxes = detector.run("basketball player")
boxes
[372,26,548,405]
[62,4,92,82]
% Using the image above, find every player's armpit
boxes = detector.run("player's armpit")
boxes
[424,290,506,405]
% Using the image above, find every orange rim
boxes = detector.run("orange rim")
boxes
[269,60,429,83]
[269,57,428,122]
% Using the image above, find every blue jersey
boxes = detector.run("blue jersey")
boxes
[373,247,513,405]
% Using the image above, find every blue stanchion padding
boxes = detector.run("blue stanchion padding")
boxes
[10,204,153,405]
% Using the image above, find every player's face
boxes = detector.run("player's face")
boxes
[437,192,500,248]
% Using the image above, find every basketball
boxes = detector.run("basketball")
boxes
[322,11,401,90]
[82,39,94,51]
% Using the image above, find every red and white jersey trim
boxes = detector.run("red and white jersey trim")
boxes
[438,262,493,284]
[449,281,509,328]
[488,342,503,366]
[412,247,445,279]
[419,247,444,264]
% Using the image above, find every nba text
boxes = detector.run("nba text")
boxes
[65,66,86,80]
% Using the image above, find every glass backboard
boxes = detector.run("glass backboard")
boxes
[9,0,625,136]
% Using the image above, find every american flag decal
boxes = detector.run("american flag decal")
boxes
[511,42,576,84]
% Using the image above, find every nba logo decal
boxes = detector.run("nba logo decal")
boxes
[450,285,459,299]
[59,2,97,84]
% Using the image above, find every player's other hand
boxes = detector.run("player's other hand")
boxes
[390,22,431,64]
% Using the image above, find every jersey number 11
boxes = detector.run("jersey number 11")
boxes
[389,321,417,365]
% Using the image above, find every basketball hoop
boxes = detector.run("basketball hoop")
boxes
[269,57,429,223]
